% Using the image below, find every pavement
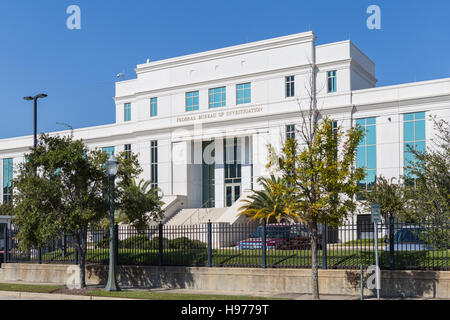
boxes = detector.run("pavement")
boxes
[0,281,445,300]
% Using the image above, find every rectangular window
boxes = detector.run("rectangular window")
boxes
[285,76,295,97]
[151,141,158,189]
[3,158,13,203]
[124,144,131,160]
[356,118,376,192]
[404,112,426,179]
[209,87,226,108]
[102,147,115,158]
[328,71,337,93]
[286,124,295,140]
[150,98,158,117]
[236,83,251,105]
[124,103,131,122]
[186,91,199,112]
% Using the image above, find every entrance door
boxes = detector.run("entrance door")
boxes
[225,183,241,207]
[224,137,242,207]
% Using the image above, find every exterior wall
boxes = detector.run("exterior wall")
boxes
[1,264,449,299]
[0,31,449,217]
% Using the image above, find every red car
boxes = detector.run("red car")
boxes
[236,224,323,250]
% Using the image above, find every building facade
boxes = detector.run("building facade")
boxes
[0,31,449,230]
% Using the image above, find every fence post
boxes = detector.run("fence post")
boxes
[322,223,327,270]
[38,247,42,264]
[261,219,267,269]
[74,245,78,265]
[389,214,395,270]
[62,233,66,259]
[158,223,163,266]
[3,227,8,264]
[114,224,119,266]
[207,220,212,267]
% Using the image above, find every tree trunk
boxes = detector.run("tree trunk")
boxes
[310,222,320,300]
[75,230,87,288]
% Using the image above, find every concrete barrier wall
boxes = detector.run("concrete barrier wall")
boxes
[1,263,449,298]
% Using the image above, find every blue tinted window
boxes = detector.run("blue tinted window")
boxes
[415,120,426,141]
[237,83,251,104]
[186,91,199,112]
[102,147,115,158]
[356,117,376,191]
[150,98,158,117]
[403,112,426,175]
[285,76,294,97]
[3,158,13,202]
[124,103,131,122]
[209,87,226,108]
[327,71,337,93]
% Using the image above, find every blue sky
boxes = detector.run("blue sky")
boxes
[0,0,449,139]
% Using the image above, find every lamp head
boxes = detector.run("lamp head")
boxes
[106,155,119,177]
[24,96,34,101]
[36,94,48,99]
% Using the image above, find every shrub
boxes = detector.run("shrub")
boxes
[148,237,169,249]
[120,235,151,249]
[168,237,207,250]
[95,238,110,249]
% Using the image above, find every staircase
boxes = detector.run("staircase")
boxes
[166,208,228,226]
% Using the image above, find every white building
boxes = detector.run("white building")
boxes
[1,31,449,236]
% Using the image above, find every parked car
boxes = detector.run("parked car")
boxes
[236,224,322,250]
[384,227,433,251]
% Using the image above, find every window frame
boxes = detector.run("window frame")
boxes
[208,87,226,109]
[285,75,295,98]
[186,91,199,112]
[150,97,158,117]
[327,70,337,93]
[236,83,251,105]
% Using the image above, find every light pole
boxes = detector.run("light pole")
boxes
[23,94,48,149]
[24,93,47,264]
[105,155,120,291]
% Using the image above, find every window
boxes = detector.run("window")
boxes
[102,147,115,158]
[209,87,226,108]
[124,144,131,160]
[124,103,131,122]
[236,83,251,105]
[285,76,295,97]
[150,98,158,117]
[186,91,199,112]
[3,158,13,203]
[404,112,426,179]
[151,141,158,189]
[327,71,337,93]
[356,118,376,192]
[286,124,295,140]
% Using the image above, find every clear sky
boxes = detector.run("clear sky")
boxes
[0,0,449,139]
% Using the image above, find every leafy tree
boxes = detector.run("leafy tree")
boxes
[238,175,297,223]
[360,176,407,221]
[118,179,164,233]
[268,117,364,300]
[403,117,450,247]
[3,134,163,287]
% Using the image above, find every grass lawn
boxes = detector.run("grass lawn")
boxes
[0,283,283,300]
[39,247,450,270]
[87,290,284,300]
[0,283,64,293]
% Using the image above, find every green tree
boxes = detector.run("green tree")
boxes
[118,179,164,233]
[403,117,450,247]
[3,134,162,287]
[268,117,364,300]
[360,176,407,221]
[238,175,297,223]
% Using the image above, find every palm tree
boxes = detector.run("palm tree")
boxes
[238,175,298,223]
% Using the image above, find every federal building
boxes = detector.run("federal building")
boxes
[1,31,449,237]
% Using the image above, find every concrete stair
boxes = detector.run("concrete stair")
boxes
[166,208,228,226]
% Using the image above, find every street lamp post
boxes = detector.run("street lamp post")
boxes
[105,155,120,291]
[24,94,48,149]
[24,93,47,264]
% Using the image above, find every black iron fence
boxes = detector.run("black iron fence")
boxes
[2,218,449,271]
